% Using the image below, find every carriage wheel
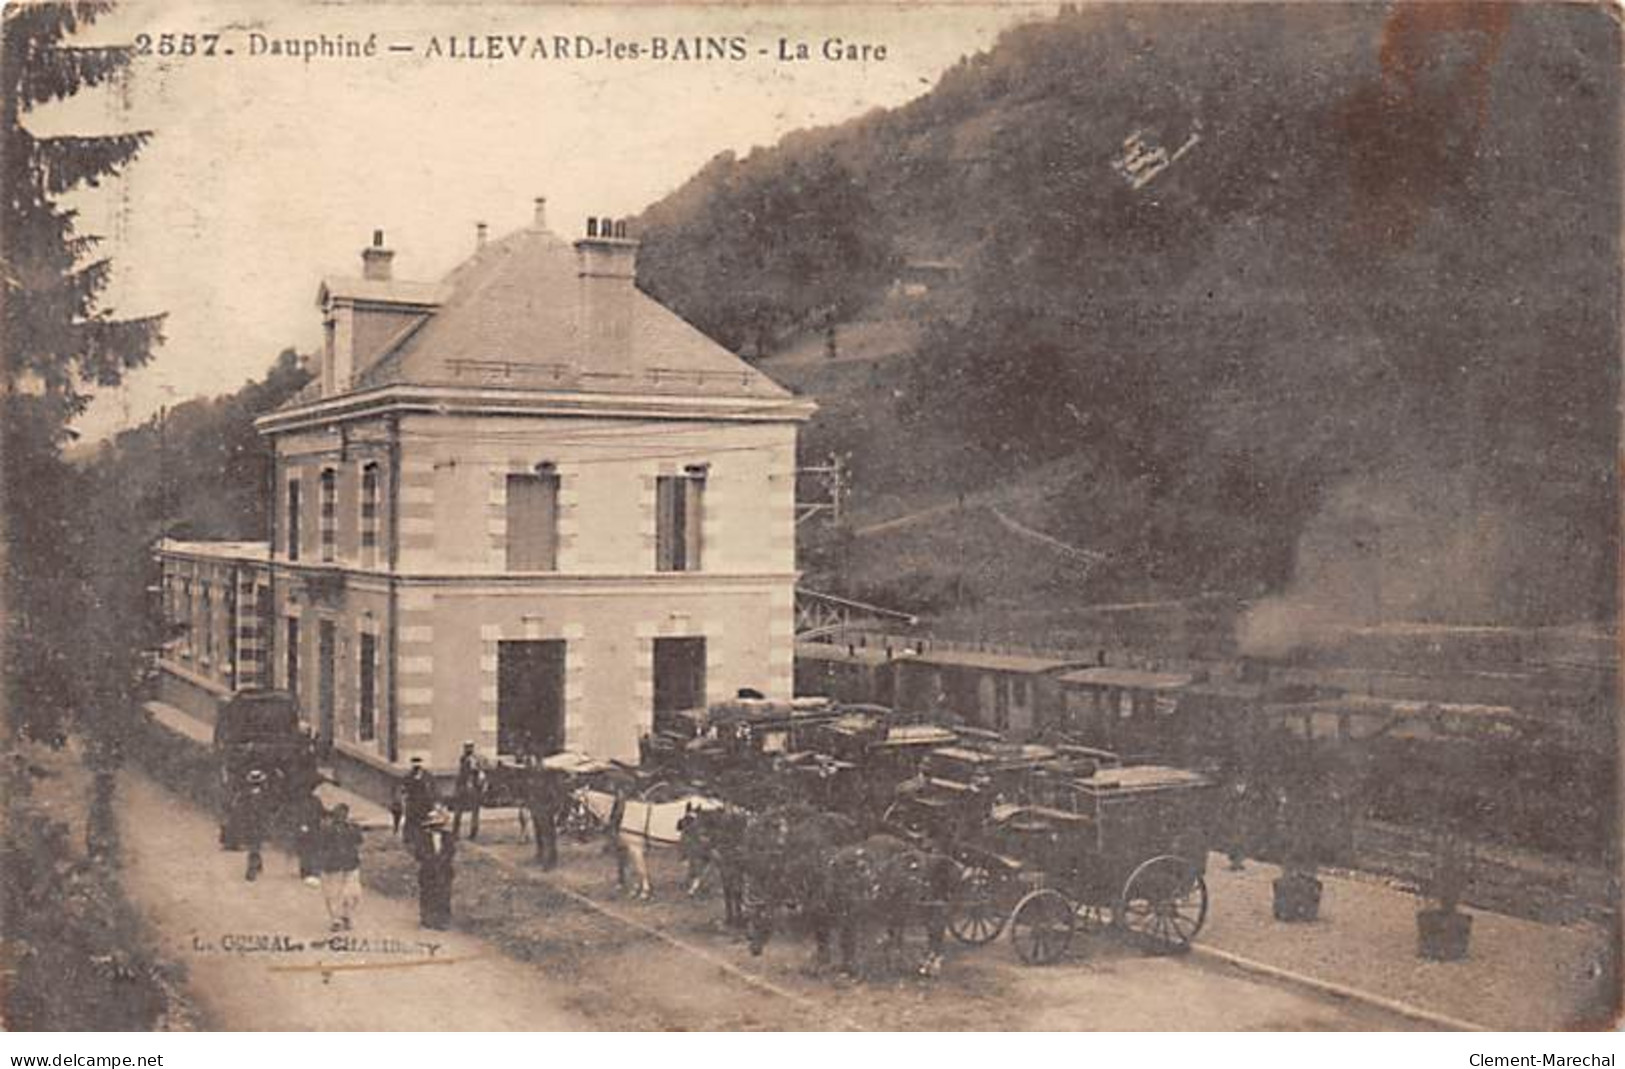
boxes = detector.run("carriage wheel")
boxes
[948,866,1007,945]
[1116,855,1208,955]
[1010,889,1075,965]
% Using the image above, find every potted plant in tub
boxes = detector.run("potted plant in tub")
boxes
[1416,831,1473,961]
[1271,787,1323,922]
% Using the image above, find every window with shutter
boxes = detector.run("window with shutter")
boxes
[505,470,559,571]
[358,633,376,742]
[360,463,380,565]
[286,479,302,561]
[286,617,300,700]
[319,469,337,563]
[656,470,705,572]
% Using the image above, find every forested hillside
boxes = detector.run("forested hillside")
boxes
[636,3,1619,627]
[81,349,311,544]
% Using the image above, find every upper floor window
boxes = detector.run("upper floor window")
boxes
[506,465,559,572]
[319,468,337,563]
[360,463,380,565]
[656,466,705,572]
[286,479,302,561]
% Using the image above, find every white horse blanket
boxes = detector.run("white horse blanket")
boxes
[581,789,722,898]
[581,790,722,846]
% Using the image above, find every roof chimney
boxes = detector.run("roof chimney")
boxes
[476,221,488,249]
[361,229,394,281]
[533,196,548,231]
[575,216,639,370]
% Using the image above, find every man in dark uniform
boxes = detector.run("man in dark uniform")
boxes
[525,762,562,869]
[292,790,327,885]
[1223,775,1251,871]
[240,769,271,882]
[415,809,456,930]
[451,741,484,841]
[399,756,434,854]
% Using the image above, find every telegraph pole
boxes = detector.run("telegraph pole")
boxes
[796,452,848,527]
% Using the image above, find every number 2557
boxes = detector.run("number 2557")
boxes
[133,33,221,57]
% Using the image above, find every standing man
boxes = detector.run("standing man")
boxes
[240,769,271,882]
[292,790,327,887]
[399,756,434,854]
[525,762,561,870]
[1224,774,1251,872]
[415,809,457,930]
[451,741,484,841]
[321,803,364,931]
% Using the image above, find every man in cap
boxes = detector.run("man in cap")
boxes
[451,740,485,840]
[398,756,434,854]
[240,769,271,882]
[321,803,364,931]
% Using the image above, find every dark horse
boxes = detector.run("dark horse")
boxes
[733,806,954,978]
[810,834,956,978]
[738,804,862,957]
[677,803,750,927]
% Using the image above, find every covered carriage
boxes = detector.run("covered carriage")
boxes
[947,762,1217,963]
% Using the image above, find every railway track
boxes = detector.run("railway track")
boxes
[1338,819,1615,929]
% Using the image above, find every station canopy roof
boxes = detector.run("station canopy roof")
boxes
[1056,667,1194,691]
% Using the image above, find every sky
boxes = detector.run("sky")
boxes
[36,1,1052,440]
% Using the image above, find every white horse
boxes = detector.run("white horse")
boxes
[582,788,722,900]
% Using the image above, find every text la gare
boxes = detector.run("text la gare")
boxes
[778,38,888,62]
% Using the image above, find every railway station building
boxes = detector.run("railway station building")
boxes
[154,201,814,788]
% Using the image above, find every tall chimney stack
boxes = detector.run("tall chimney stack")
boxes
[533,196,548,231]
[575,215,639,370]
[476,221,488,249]
[361,229,394,281]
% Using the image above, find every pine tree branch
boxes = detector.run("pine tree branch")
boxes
[33,132,150,194]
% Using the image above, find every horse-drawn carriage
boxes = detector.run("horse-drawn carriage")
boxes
[882,741,1070,844]
[945,762,1217,963]
[791,714,959,819]
[641,698,847,797]
[212,689,318,847]
[639,699,957,819]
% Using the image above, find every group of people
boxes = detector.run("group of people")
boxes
[291,795,365,930]
[391,753,459,930]
[224,768,364,931]
[226,738,578,938]
[389,742,574,928]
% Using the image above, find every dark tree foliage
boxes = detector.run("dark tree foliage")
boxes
[2,2,163,742]
[70,349,311,754]
[637,151,898,358]
[86,348,312,544]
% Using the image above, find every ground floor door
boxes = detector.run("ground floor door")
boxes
[317,620,336,747]
[497,640,566,757]
[653,637,706,721]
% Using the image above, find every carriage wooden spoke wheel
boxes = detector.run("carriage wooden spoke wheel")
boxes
[948,865,1008,945]
[1010,888,1075,965]
[1115,855,1208,955]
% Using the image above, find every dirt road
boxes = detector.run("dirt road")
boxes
[116,772,591,1031]
[117,770,1426,1030]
